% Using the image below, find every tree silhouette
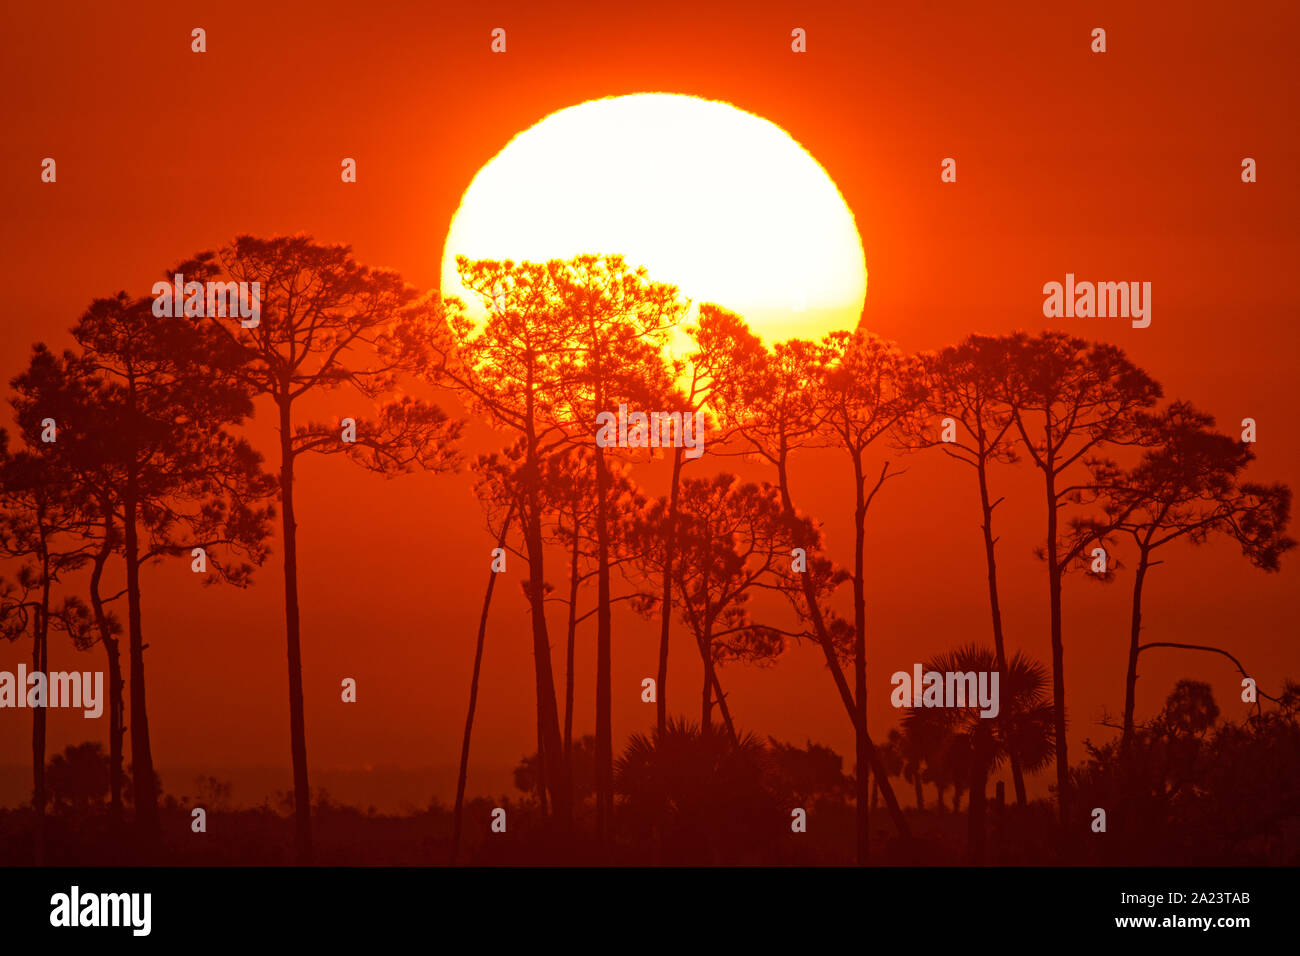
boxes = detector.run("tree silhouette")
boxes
[13,335,278,832]
[766,738,850,809]
[514,735,599,808]
[546,254,688,845]
[0,438,90,863]
[11,295,277,846]
[918,334,1032,804]
[904,645,1054,862]
[537,450,594,760]
[178,236,461,861]
[703,321,911,856]
[450,482,513,865]
[635,474,797,742]
[1081,402,1294,749]
[1000,331,1161,836]
[816,328,925,860]
[420,254,687,843]
[476,450,557,813]
[461,446,648,824]
[75,504,127,822]
[650,303,736,733]
[417,258,579,828]
[536,447,647,759]
[46,741,110,813]
[8,347,129,819]
[615,718,778,864]
[1066,679,1291,860]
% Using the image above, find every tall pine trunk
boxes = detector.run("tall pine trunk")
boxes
[89,512,124,825]
[656,446,685,733]
[451,511,511,863]
[534,684,549,815]
[775,447,910,841]
[701,653,711,732]
[976,460,1026,805]
[124,473,159,843]
[703,655,737,745]
[278,398,313,863]
[564,521,580,756]
[1121,548,1151,754]
[32,554,49,865]
[104,636,124,823]
[698,598,738,745]
[696,595,736,744]
[1044,471,1070,840]
[522,384,571,826]
[593,443,613,846]
[698,559,714,737]
[850,453,870,865]
[523,506,569,822]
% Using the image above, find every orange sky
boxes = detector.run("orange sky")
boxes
[2,0,1297,808]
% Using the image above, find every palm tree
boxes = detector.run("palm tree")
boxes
[616,718,776,864]
[897,722,936,810]
[904,644,1055,862]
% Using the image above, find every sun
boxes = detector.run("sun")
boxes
[441,93,867,347]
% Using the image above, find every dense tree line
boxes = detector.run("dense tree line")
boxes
[2,237,1293,865]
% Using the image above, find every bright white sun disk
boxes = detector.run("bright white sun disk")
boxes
[441,93,867,347]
